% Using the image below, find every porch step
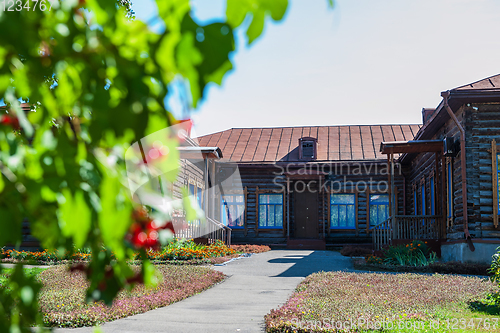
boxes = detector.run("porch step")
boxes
[287,239,326,250]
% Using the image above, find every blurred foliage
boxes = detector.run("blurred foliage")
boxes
[488,247,500,307]
[0,0,289,331]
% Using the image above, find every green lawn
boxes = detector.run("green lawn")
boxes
[265,272,499,332]
[0,266,46,288]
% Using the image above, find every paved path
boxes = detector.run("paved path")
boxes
[55,250,354,333]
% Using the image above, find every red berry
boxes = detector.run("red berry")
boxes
[0,115,20,130]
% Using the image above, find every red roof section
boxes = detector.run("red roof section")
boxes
[197,125,421,163]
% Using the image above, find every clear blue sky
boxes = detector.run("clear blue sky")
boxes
[134,0,500,137]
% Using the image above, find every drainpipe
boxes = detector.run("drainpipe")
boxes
[441,91,475,251]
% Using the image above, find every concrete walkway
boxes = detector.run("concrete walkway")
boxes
[55,250,354,333]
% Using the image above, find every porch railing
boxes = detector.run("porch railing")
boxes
[372,217,392,251]
[206,217,232,246]
[172,216,231,246]
[372,215,443,251]
[392,215,442,241]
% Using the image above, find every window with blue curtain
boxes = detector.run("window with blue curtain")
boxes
[330,194,356,229]
[258,194,283,228]
[447,162,453,219]
[430,176,435,215]
[221,194,245,228]
[369,194,389,227]
[421,181,426,215]
[189,183,195,197]
[497,154,500,212]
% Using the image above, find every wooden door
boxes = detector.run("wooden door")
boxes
[294,186,319,238]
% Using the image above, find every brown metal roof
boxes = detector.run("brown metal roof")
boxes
[0,103,32,112]
[197,125,421,163]
[453,73,500,91]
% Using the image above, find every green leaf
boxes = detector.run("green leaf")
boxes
[246,9,265,45]
[0,207,21,248]
[142,259,161,288]
[97,169,132,261]
[226,0,288,44]
[180,16,235,98]
[176,31,203,106]
[226,0,252,28]
[58,189,91,248]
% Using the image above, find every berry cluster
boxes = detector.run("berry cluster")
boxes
[128,207,174,249]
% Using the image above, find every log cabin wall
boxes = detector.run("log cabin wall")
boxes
[404,102,500,241]
[229,165,287,245]
[405,107,464,240]
[406,152,445,215]
[174,159,205,199]
[323,162,405,244]
[467,102,500,240]
[225,162,405,245]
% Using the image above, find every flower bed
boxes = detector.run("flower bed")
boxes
[1,249,91,263]
[351,240,492,276]
[143,240,237,261]
[1,240,238,265]
[230,244,271,254]
[265,272,497,332]
[1,241,270,267]
[38,265,225,327]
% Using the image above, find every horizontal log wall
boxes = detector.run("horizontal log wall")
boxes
[174,159,205,199]
[406,102,500,241]
[228,165,287,244]
[229,162,403,245]
[469,103,500,239]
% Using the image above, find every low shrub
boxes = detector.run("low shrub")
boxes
[382,240,437,267]
[468,247,500,315]
[340,245,372,257]
[356,258,491,275]
[365,254,383,265]
[230,244,271,254]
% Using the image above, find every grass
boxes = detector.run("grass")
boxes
[37,264,225,327]
[265,271,498,332]
[0,266,46,287]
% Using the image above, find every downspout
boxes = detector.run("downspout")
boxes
[441,91,475,251]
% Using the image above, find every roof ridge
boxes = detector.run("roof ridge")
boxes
[196,124,422,137]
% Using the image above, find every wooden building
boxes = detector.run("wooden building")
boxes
[380,74,500,263]
[197,125,420,249]
[198,74,500,262]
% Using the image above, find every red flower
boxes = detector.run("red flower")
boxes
[0,114,20,130]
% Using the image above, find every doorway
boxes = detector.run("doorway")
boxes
[294,185,318,238]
